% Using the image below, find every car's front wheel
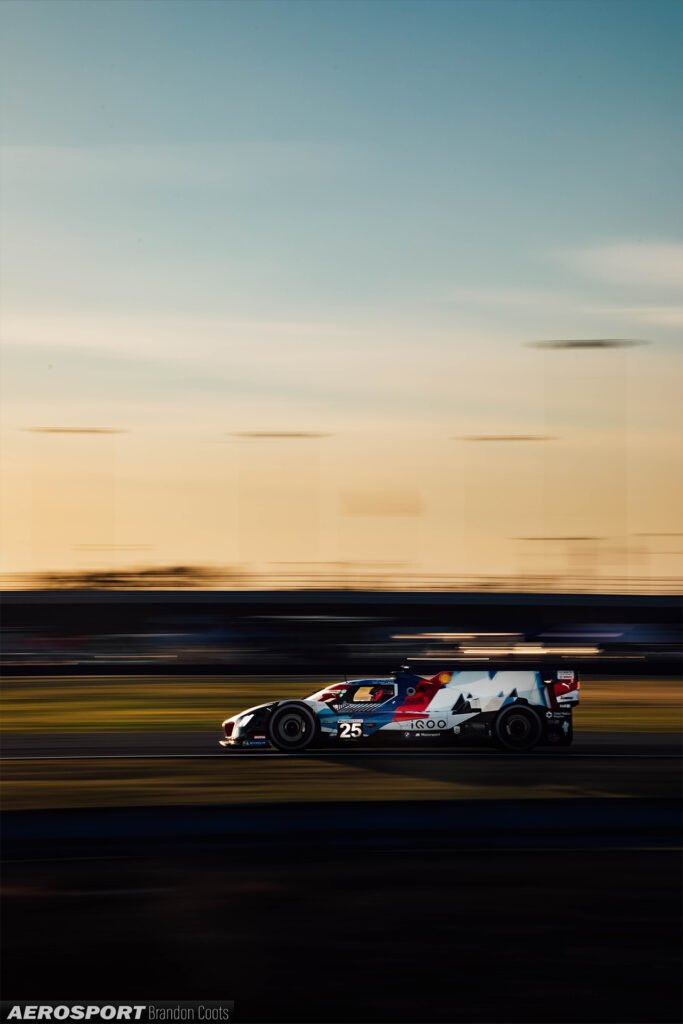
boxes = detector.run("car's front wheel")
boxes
[267,703,318,752]
[494,704,543,753]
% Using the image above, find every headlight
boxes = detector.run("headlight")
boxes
[238,713,254,728]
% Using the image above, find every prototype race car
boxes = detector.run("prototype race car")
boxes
[220,666,579,753]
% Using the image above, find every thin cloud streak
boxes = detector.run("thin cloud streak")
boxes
[454,435,556,442]
[528,339,646,349]
[22,427,127,435]
[229,432,332,439]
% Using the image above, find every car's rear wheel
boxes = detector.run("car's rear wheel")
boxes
[494,704,543,752]
[267,703,318,753]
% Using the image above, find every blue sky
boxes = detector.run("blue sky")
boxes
[1,0,681,325]
[0,0,681,576]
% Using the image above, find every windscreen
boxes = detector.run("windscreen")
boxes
[307,681,395,704]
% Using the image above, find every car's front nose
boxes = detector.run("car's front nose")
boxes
[220,715,256,747]
[219,703,276,748]
[219,718,237,746]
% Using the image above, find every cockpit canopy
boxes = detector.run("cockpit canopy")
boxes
[307,679,396,705]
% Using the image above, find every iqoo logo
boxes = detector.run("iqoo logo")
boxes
[408,719,447,730]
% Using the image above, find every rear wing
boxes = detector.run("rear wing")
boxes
[545,668,580,707]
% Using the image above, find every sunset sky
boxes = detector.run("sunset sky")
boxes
[1,0,681,582]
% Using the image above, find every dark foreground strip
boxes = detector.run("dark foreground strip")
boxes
[2,798,680,857]
[1,752,680,761]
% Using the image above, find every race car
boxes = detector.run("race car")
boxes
[219,666,579,753]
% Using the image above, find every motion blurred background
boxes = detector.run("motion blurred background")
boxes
[0,0,682,595]
[0,2,681,1022]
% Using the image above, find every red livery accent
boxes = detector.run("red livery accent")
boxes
[553,678,579,697]
[392,674,445,721]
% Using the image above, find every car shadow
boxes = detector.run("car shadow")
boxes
[302,745,572,792]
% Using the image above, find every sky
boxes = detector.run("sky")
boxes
[0,0,681,583]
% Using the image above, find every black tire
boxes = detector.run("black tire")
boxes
[267,703,318,753]
[494,704,543,753]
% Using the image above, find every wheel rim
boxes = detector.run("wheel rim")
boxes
[273,711,310,747]
[500,709,538,749]
[506,715,531,739]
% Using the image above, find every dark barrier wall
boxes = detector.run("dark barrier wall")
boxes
[2,590,681,675]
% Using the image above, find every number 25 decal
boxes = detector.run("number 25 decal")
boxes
[339,721,362,739]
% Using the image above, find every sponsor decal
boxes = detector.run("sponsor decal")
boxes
[405,719,447,731]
